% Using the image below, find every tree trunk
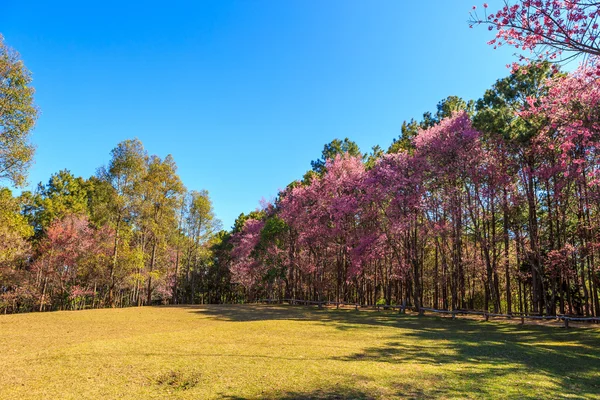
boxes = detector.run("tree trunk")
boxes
[147,240,157,305]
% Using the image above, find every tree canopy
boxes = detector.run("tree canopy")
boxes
[0,35,37,187]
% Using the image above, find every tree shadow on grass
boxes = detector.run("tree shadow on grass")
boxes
[219,386,442,400]
[179,304,320,322]
[221,387,376,400]
[331,314,600,398]
[178,304,600,398]
[218,384,451,399]
[338,339,599,398]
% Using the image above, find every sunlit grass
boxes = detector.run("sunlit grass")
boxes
[1,305,599,399]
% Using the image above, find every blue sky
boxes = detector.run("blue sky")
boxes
[1,0,516,229]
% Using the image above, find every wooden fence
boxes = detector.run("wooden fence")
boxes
[419,307,600,328]
[257,299,600,328]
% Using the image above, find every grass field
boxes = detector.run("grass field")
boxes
[1,305,599,399]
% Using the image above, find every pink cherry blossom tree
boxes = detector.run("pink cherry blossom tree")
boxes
[471,1,600,62]
[33,214,107,311]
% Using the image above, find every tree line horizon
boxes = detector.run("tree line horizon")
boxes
[2,1,600,318]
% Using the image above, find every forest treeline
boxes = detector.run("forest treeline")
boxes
[229,62,600,318]
[1,34,232,313]
[1,138,227,312]
[3,1,600,316]
[5,61,598,317]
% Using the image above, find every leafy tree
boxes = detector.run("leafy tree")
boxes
[473,62,559,314]
[23,170,91,234]
[364,145,384,170]
[206,231,235,303]
[435,96,475,120]
[97,139,148,306]
[473,61,557,143]
[232,210,265,234]
[140,154,185,304]
[178,189,221,303]
[0,188,34,310]
[388,119,420,153]
[311,138,362,175]
[33,214,111,311]
[0,35,38,187]
[0,188,32,262]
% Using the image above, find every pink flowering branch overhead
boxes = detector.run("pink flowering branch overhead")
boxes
[471,1,600,62]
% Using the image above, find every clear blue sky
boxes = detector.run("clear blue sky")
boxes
[2,0,516,229]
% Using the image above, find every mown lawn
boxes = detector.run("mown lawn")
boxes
[1,305,599,399]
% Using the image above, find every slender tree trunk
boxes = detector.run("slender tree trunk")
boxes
[109,214,121,307]
[172,242,180,304]
[39,276,48,312]
[147,239,157,305]
[503,188,511,314]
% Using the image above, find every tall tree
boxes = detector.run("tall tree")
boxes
[179,189,221,303]
[0,35,38,187]
[0,188,34,313]
[140,154,185,304]
[97,139,148,306]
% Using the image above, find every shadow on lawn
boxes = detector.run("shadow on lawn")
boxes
[221,388,376,400]
[219,385,440,400]
[182,304,600,398]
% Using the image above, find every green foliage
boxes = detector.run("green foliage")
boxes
[300,169,319,186]
[186,189,219,240]
[311,138,362,175]
[23,169,91,233]
[232,210,265,234]
[259,215,288,258]
[0,187,33,267]
[364,145,384,170]
[141,154,186,236]
[473,62,558,144]
[0,35,38,187]
[435,95,474,121]
[97,138,148,224]
[86,176,118,227]
[388,119,420,153]
[210,230,232,253]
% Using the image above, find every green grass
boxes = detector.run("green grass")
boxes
[1,305,599,399]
